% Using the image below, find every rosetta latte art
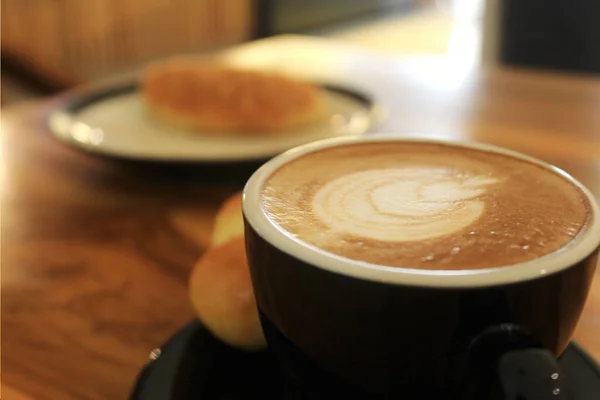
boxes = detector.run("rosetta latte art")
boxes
[312,168,499,242]
[261,142,591,269]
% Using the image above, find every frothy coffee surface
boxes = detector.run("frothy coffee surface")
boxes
[260,142,592,270]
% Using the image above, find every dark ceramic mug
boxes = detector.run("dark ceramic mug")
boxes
[242,137,600,399]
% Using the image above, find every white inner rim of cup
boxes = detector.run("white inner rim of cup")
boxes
[243,136,600,288]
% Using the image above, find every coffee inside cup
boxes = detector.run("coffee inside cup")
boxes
[260,141,592,270]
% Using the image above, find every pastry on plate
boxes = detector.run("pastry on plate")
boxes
[142,58,325,133]
[189,237,266,351]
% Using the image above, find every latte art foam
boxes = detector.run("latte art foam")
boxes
[261,142,592,270]
[312,168,499,242]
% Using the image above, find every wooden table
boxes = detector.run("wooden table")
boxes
[2,36,600,400]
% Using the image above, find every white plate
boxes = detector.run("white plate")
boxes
[49,82,382,163]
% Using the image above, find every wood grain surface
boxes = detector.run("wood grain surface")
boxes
[2,36,600,400]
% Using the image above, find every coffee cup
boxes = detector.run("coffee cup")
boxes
[242,136,600,399]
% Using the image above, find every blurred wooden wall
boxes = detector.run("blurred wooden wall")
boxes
[1,0,255,86]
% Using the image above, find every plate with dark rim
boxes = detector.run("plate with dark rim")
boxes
[130,320,600,400]
[48,80,385,164]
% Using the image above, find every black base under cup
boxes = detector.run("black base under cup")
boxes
[129,320,600,400]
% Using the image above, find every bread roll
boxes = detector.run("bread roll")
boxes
[189,237,266,351]
[142,58,325,133]
[211,192,244,246]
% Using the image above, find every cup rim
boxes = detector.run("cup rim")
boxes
[243,135,600,288]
